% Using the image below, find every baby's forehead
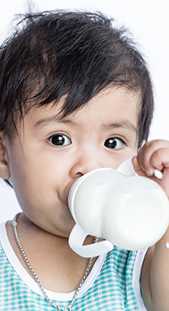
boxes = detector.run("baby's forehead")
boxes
[20,87,139,131]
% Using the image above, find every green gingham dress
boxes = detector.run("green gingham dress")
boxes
[0,221,147,311]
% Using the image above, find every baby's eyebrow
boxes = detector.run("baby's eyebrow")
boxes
[34,115,75,128]
[34,116,137,134]
[102,121,137,134]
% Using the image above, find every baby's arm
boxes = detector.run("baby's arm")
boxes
[147,229,169,311]
[133,140,169,311]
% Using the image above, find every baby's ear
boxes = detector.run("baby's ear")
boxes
[0,132,10,179]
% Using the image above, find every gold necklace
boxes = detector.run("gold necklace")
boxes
[11,216,95,310]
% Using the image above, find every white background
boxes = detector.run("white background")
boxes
[0,0,169,221]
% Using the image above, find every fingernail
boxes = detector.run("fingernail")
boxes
[166,242,169,248]
[153,169,163,179]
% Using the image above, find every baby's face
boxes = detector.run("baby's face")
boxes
[4,86,140,237]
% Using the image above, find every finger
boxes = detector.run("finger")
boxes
[137,140,169,176]
[150,148,169,172]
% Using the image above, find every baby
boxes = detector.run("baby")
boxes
[0,10,169,311]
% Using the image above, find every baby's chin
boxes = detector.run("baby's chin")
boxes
[54,213,75,238]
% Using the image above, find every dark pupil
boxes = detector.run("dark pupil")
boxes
[51,135,65,145]
[104,138,116,148]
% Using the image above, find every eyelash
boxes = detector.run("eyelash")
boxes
[104,136,127,149]
[48,133,127,149]
[48,133,72,146]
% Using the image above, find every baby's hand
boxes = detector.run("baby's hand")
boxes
[132,139,169,198]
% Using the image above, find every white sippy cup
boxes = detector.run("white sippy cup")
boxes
[68,159,169,257]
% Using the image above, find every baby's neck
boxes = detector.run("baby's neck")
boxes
[6,213,95,292]
[18,213,70,247]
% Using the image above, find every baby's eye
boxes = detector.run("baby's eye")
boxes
[48,134,72,146]
[104,137,126,149]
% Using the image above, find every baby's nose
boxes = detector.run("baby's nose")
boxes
[69,153,104,178]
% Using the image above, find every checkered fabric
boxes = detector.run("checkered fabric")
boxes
[0,243,143,311]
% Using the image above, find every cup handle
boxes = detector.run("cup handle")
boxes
[68,224,113,257]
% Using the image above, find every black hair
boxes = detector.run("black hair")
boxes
[0,10,154,146]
